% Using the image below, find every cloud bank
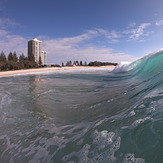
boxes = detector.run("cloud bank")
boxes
[42,29,135,64]
[0,21,136,64]
[0,29,27,55]
[2,17,162,64]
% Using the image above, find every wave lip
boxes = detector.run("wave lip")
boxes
[112,50,163,79]
[112,62,131,73]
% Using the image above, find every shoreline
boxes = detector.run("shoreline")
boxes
[0,66,115,77]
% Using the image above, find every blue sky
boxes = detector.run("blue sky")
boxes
[1,0,163,64]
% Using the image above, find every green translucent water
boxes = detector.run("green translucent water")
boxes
[0,52,163,163]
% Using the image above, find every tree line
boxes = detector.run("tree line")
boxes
[88,61,117,66]
[62,60,88,67]
[61,60,117,67]
[0,51,118,71]
[0,51,38,71]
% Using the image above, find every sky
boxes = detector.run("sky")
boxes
[1,0,163,64]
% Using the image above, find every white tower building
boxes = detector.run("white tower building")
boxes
[41,51,47,65]
[28,38,45,64]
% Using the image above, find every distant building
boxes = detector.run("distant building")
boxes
[41,51,47,65]
[28,38,46,65]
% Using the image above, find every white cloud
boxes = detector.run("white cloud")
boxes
[0,29,27,55]
[42,30,135,64]
[0,18,18,29]
[0,25,136,64]
[0,29,8,36]
[124,23,151,41]
[93,28,122,43]
[49,28,122,46]
[156,20,163,26]
[43,41,136,64]
[0,18,26,54]
[95,28,121,39]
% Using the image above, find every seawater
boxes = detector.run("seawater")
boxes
[0,51,163,163]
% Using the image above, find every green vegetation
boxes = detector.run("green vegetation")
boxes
[64,60,88,66]
[62,60,117,67]
[88,61,117,66]
[0,51,38,71]
[0,51,118,72]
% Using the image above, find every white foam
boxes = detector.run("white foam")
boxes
[107,98,114,103]
[92,130,115,149]
[95,119,105,127]
[36,89,56,97]
[62,130,121,163]
[123,153,145,163]
[138,104,145,109]
[131,117,151,128]
[128,110,136,117]
[0,92,12,108]
[145,99,163,114]
[62,144,90,162]
[146,106,156,113]
[112,62,131,73]
[144,88,163,98]
[89,103,102,109]
[110,137,121,152]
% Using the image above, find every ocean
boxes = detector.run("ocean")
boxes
[0,51,163,163]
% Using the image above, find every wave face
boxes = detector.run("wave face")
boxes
[0,51,163,163]
[113,50,163,77]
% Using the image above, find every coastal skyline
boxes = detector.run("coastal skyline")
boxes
[1,0,163,64]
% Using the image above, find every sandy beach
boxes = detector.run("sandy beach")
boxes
[0,66,115,77]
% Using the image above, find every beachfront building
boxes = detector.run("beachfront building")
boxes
[41,51,47,65]
[28,38,46,65]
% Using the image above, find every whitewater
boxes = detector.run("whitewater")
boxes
[0,51,163,163]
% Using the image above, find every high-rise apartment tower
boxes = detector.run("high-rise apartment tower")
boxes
[28,38,46,65]
[41,51,47,65]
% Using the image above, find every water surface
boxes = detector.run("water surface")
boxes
[0,52,163,163]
